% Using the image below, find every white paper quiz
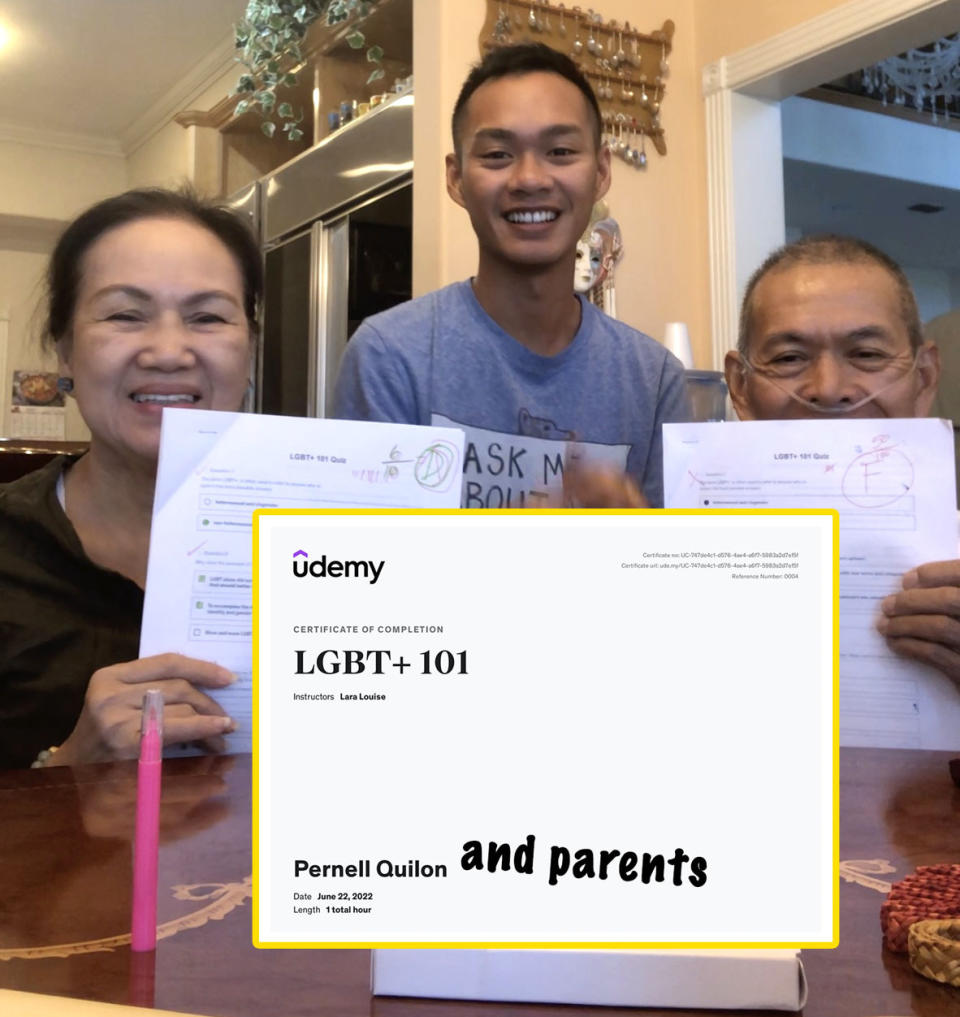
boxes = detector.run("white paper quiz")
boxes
[140,409,464,751]
[255,512,836,947]
[663,417,960,750]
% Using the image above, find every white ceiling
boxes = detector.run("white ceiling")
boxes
[784,158,960,272]
[0,0,246,141]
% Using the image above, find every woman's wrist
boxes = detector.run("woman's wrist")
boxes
[54,712,111,766]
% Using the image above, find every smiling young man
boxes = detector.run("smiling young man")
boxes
[333,44,687,508]
[726,234,960,692]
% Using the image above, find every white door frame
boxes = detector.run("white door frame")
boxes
[703,0,960,368]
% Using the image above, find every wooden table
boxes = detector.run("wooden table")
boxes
[0,439,88,483]
[1,749,958,1016]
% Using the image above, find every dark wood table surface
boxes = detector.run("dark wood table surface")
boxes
[1,749,958,1016]
[0,440,89,483]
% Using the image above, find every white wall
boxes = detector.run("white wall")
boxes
[783,96,960,325]
[126,122,195,190]
[126,63,239,190]
[0,136,122,439]
[0,250,90,440]
[904,265,960,323]
[782,96,960,190]
[731,92,786,305]
[0,139,126,221]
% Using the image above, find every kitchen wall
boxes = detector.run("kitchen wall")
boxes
[0,248,89,440]
[693,0,850,67]
[0,135,126,439]
[0,139,126,221]
[126,63,239,190]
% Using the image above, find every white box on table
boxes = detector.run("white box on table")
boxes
[371,948,808,1011]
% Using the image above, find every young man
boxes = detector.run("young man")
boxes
[333,44,688,508]
[725,234,960,690]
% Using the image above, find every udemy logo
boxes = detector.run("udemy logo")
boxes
[291,549,385,585]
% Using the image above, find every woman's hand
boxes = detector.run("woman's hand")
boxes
[54,653,237,765]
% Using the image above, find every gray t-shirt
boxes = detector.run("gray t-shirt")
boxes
[333,280,688,507]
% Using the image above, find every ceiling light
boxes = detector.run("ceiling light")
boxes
[907,202,944,214]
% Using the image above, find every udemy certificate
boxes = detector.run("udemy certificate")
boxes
[254,511,837,948]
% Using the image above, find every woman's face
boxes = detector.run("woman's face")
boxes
[60,217,252,465]
[573,236,603,293]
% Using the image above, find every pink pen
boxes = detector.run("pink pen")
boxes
[131,688,163,952]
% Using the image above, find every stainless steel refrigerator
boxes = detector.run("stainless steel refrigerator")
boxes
[258,94,413,417]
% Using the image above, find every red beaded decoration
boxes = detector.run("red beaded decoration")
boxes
[881,864,960,953]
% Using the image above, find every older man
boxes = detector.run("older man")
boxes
[723,234,960,689]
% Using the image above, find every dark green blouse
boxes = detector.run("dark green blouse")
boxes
[0,457,142,768]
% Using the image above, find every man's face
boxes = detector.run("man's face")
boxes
[446,71,610,273]
[726,261,939,420]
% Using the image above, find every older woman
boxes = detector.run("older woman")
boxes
[0,189,262,769]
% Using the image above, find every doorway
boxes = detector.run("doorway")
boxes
[703,0,960,368]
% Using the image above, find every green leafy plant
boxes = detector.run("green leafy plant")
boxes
[233,0,382,141]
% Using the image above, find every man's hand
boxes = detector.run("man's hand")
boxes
[877,560,960,690]
[561,446,649,509]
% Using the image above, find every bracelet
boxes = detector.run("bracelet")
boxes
[30,745,59,769]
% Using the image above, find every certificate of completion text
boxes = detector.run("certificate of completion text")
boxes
[254,512,837,948]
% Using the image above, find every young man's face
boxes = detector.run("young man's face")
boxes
[725,260,939,420]
[446,71,610,274]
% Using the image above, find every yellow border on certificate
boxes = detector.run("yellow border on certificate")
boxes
[252,508,840,951]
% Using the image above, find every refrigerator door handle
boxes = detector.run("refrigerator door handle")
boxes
[313,218,350,418]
